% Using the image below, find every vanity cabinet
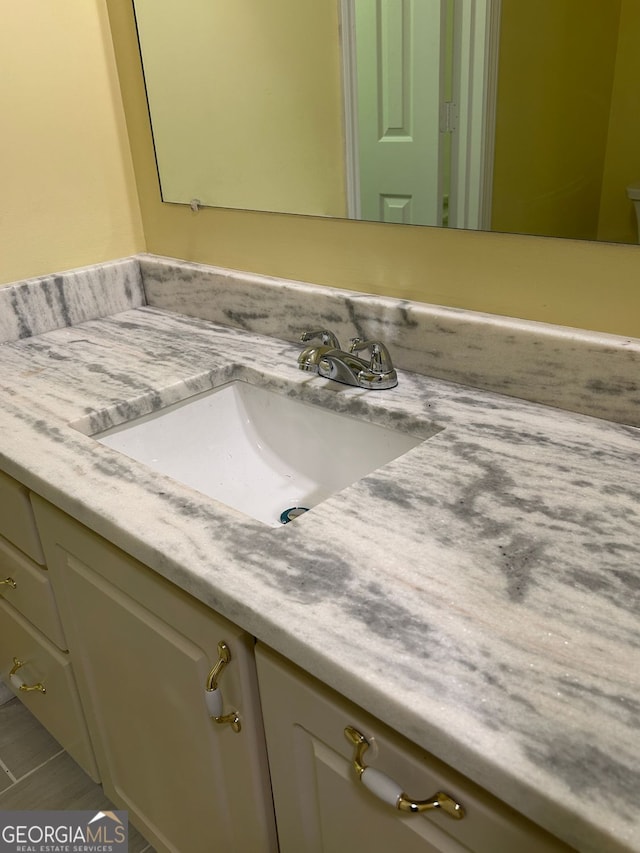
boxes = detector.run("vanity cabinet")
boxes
[0,471,98,780]
[31,496,278,853]
[3,482,575,853]
[255,645,573,853]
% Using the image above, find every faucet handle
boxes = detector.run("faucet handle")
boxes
[349,338,394,375]
[300,329,341,349]
[298,329,342,374]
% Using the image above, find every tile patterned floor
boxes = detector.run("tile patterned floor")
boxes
[0,696,155,852]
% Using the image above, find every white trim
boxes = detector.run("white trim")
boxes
[480,0,501,229]
[0,679,14,706]
[340,0,361,220]
[450,0,501,230]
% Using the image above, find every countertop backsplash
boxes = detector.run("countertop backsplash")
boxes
[0,257,144,345]
[139,254,640,426]
[2,252,639,427]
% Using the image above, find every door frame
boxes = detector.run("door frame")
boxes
[340,0,362,220]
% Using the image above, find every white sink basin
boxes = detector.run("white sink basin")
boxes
[94,379,425,527]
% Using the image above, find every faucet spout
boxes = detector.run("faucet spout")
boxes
[317,349,370,386]
[314,339,398,390]
[298,331,398,390]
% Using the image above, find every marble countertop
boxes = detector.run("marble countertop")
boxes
[1,298,639,851]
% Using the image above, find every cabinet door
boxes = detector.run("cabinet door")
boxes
[255,644,572,853]
[32,498,277,853]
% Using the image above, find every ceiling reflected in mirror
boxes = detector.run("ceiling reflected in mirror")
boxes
[132,0,640,245]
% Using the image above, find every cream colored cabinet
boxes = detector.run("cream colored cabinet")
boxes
[0,471,98,780]
[0,470,46,564]
[32,496,278,853]
[7,476,575,853]
[255,645,573,853]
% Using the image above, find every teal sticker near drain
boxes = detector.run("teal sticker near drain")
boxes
[280,507,310,524]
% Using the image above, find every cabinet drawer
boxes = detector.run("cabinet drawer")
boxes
[0,535,67,649]
[0,471,45,564]
[0,597,99,782]
[256,645,573,853]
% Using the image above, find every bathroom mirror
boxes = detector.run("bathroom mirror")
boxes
[132,0,639,245]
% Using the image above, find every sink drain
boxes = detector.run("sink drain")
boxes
[279,506,310,524]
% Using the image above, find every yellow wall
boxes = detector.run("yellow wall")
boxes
[597,0,640,243]
[491,0,621,241]
[0,1,144,287]
[133,0,346,217]
[4,1,639,338]
[106,0,640,339]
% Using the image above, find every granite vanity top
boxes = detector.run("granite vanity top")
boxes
[0,258,638,852]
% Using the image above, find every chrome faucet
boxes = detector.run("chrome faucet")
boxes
[317,338,398,390]
[297,330,342,373]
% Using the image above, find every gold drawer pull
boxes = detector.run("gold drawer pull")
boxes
[204,641,241,733]
[345,726,464,820]
[0,577,17,589]
[9,657,46,694]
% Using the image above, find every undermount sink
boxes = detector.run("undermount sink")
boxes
[91,375,430,527]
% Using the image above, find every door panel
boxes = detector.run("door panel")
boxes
[355,0,445,225]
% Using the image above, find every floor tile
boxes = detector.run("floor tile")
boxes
[0,697,62,779]
[0,750,107,811]
[0,718,150,852]
[0,759,13,794]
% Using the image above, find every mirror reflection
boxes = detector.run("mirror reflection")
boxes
[132,0,640,244]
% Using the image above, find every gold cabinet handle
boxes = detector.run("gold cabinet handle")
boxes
[206,640,231,691]
[204,641,241,733]
[344,726,464,820]
[213,711,241,731]
[0,577,17,589]
[9,657,46,694]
